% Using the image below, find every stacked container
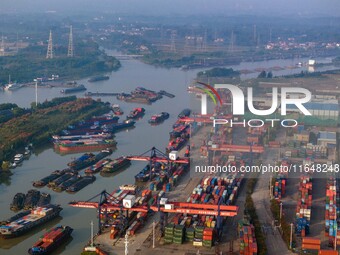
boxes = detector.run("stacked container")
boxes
[173,225,185,244]
[239,221,258,255]
[295,175,312,236]
[325,177,338,246]
[202,228,214,247]
[164,223,174,244]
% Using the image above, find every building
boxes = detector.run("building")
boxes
[317,131,336,148]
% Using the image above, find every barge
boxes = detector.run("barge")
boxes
[0,205,63,238]
[28,225,73,255]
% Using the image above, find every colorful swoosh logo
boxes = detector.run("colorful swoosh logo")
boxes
[196,81,223,106]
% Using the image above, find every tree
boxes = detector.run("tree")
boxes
[267,71,273,78]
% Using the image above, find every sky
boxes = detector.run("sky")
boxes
[1,0,340,16]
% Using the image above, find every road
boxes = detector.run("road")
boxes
[252,148,293,255]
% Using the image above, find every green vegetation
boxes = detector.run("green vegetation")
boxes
[245,176,267,255]
[197,67,240,78]
[270,199,296,249]
[0,97,111,162]
[0,41,120,84]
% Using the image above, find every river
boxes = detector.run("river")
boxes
[0,51,337,254]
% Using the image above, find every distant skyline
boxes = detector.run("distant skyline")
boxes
[1,0,340,17]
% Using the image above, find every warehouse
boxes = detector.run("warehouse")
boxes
[317,131,337,148]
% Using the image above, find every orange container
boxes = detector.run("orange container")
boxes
[319,250,339,255]
[302,243,320,250]
[302,237,321,245]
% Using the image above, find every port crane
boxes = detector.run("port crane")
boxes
[126,147,189,181]
[69,190,238,238]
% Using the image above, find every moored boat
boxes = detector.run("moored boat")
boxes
[56,139,117,153]
[101,157,131,174]
[60,84,86,94]
[10,193,26,211]
[66,175,96,193]
[54,175,82,192]
[33,170,66,188]
[126,108,145,119]
[24,190,41,210]
[112,104,124,115]
[37,193,51,207]
[88,75,109,82]
[0,205,63,238]
[178,108,191,118]
[148,112,169,124]
[28,225,73,255]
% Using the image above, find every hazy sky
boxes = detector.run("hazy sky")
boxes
[1,0,340,16]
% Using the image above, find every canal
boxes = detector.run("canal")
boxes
[0,51,337,254]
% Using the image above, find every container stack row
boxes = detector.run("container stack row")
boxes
[238,221,258,255]
[325,177,339,247]
[295,175,312,236]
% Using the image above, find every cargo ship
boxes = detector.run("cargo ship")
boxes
[178,108,191,118]
[112,104,123,115]
[0,205,63,238]
[88,75,109,82]
[48,172,75,188]
[24,190,41,210]
[126,108,145,119]
[33,170,66,188]
[56,139,117,153]
[52,133,112,142]
[85,159,111,175]
[109,119,135,133]
[101,157,131,174]
[148,112,170,124]
[60,84,86,94]
[66,175,96,193]
[67,150,112,170]
[28,225,73,255]
[10,193,26,211]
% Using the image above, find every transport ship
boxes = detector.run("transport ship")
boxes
[67,150,112,170]
[54,175,82,192]
[112,104,124,115]
[178,108,191,118]
[101,157,131,174]
[148,112,170,124]
[66,175,96,193]
[88,75,109,82]
[60,84,86,94]
[28,225,73,255]
[52,133,111,142]
[84,159,111,175]
[0,205,63,238]
[33,170,66,188]
[109,119,135,132]
[56,139,117,153]
[10,193,26,211]
[126,108,145,119]
[48,172,75,188]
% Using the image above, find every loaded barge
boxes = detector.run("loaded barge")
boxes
[0,205,62,238]
[28,225,73,255]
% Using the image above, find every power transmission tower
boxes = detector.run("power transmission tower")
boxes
[46,30,53,59]
[67,25,74,57]
[184,35,190,56]
[229,30,235,53]
[170,30,176,53]
[0,35,4,56]
[202,29,207,51]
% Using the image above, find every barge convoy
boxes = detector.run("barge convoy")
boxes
[28,225,73,255]
[0,205,62,238]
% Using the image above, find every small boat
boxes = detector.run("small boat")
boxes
[110,119,135,133]
[126,108,145,119]
[4,75,21,91]
[28,225,73,255]
[10,193,26,211]
[112,104,124,115]
[101,157,131,174]
[14,154,24,164]
[37,193,51,207]
[148,112,169,124]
